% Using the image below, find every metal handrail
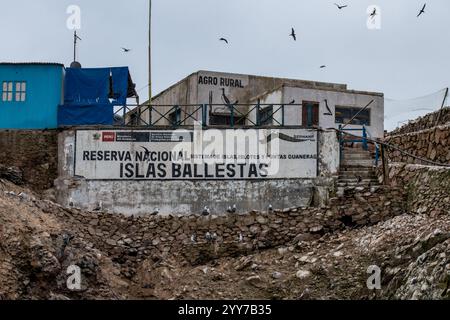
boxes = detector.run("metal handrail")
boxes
[115,103,302,128]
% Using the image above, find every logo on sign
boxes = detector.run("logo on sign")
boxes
[102,132,116,142]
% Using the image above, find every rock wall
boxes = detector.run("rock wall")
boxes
[385,163,450,216]
[0,130,58,192]
[390,107,450,136]
[32,186,406,276]
[384,124,450,165]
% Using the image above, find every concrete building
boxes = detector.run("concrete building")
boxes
[0,62,64,129]
[131,70,384,138]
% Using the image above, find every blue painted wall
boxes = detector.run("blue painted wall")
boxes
[0,64,64,129]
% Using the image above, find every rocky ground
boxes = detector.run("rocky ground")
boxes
[1,174,449,300]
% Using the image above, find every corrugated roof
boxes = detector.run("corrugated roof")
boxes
[0,62,64,67]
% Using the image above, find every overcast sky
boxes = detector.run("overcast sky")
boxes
[1,0,449,112]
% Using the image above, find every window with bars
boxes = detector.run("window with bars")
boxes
[335,106,371,126]
[1,81,26,102]
[2,82,13,102]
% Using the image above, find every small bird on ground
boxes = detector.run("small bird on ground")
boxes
[151,208,159,216]
[205,232,213,242]
[121,47,131,53]
[202,206,211,216]
[219,38,229,44]
[417,4,426,17]
[334,3,348,10]
[290,28,297,41]
[268,204,273,212]
[191,234,197,243]
[231,204,237,213]
[356,176,363,183]
[238,233,244,243]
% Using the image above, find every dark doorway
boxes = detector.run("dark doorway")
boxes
[302,101,319,128]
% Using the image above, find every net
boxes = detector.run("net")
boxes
[385,88,448,132]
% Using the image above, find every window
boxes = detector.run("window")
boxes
[209,114,246,126]
[1,81,26,102]
[335,106,371,126]
[259,106,273,125]
[2,82,13,102]
[15,82,26,102]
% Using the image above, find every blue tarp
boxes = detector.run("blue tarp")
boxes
[58,67,131,127]
[64,68,111,104]
[110,67,129,105]
[58,103,114,126]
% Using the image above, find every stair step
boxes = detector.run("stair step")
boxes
[339,170,376,178]
[338,179,379,183]
[343,154,373,160]
[342,160,374,166]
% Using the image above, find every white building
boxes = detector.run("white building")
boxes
[130,70,384,138]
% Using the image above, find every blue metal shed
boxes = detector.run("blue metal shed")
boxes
[0,62,64,129]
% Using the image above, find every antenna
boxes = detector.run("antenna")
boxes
[73,31,82,62]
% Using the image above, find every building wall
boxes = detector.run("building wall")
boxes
[0,64,64,129]
[142,70,352,126]
[55,128,340,216]
[249,86,385,138]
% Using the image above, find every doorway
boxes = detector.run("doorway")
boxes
[302,101,319,128]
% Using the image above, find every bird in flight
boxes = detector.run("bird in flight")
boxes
[370,8,377,19]
[219,38,229,44]
[417,4,426,17]
[290,28,297,41]
[121,47,131,53]
[320,65,327,69]
[334,3,348,10]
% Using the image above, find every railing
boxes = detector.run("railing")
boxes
[337,125,381,166]
[114,101,302,128]
[334,126,450,185]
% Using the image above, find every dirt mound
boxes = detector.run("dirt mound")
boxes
[1,178,449,300]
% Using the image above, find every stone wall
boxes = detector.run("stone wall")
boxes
[0,130,58,192]
[390,107,450,136]
[384,124,450,165]
[34,185,406,276]
[385,163,450,216]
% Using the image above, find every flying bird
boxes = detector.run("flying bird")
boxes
[417,4,426,17]
[219,38,229,44]
[370,8,377,19]
[320,65,327,69]
[290,28,297,41]
[121,47,131,53]
[334,3,348,10]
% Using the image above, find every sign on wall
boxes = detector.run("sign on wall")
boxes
[74,128,318,180]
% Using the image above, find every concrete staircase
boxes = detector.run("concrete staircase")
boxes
[337,147,380,196]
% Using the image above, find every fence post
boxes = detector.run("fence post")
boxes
[362,126,368,151]
[230,105,235,128]
[381,144,390,186]
[281,105,285,126]
[149,104,153,127]
[256,99,261,127]
[202,104,208,128]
